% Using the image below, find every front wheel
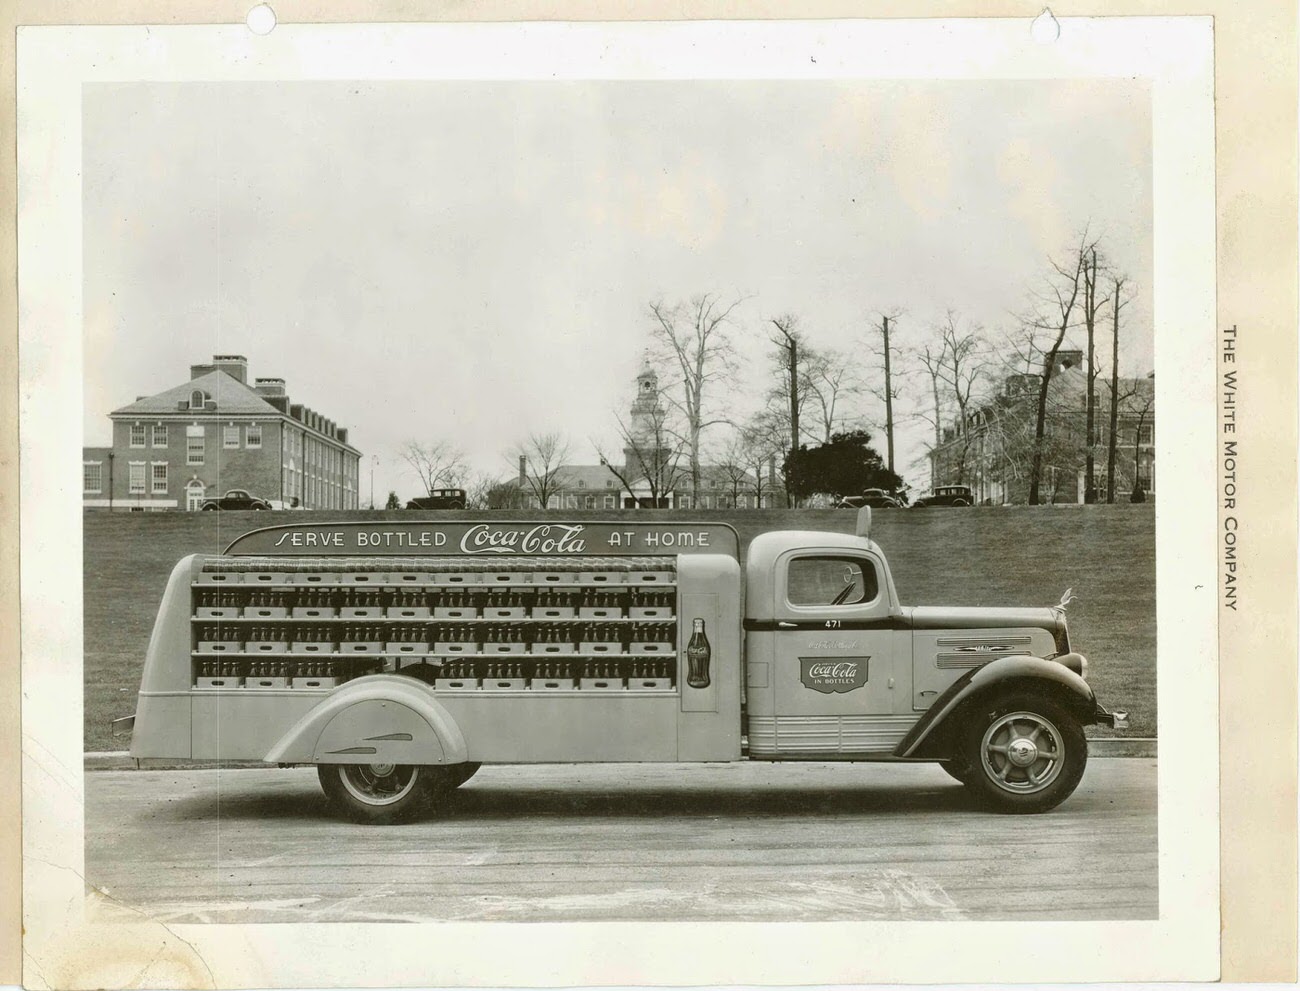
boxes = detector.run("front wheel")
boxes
[317,763,450,823]
[960,696,1087,813]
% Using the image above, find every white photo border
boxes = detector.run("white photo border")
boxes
[17,17,1217,987]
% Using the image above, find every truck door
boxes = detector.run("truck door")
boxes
[754,551,912,757]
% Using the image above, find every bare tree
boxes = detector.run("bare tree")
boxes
[401,440,467,497]
[464,471,504,511]
[511,432,571,509]
[936,312,992,484]
[715,428,756,507]
[1025,233,1096,504]
[740,411,788,507]
[803,346,864,444]
[911,340,947,483]
[592,403,686,509]
[768,315,804,453]
[1080,247,1112,503]
[1129,387,1155,500]
[1105,272,1135,502]
[648,294,744,504]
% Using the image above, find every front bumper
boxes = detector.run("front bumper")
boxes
[1093,703,1129,730]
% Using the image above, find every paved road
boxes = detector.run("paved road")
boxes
[85,759,1157,924]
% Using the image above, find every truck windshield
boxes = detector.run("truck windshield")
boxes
[787,556,879,607]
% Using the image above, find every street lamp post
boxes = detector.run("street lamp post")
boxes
[370,455,377,510]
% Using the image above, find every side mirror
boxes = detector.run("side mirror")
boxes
[855,506,872,540]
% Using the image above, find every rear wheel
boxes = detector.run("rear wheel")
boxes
[960,695,1087,813]
[317,763,450,823]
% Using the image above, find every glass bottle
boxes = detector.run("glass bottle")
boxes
[686,618,711,689]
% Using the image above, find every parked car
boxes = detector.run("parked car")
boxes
[200,489,272,511]
[405,488,467,510]
[911,484,974,508]
[835,488,903,509]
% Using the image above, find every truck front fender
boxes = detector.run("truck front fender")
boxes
[264,675,468,766]
[895,654,1097,759]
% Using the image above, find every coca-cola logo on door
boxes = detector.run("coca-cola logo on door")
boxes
[800,657,870,694]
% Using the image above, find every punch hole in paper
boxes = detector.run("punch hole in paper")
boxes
[246,3,277,35]
[1030,7,1060,44]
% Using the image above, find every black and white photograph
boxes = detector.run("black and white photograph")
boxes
[16,14,1228,988]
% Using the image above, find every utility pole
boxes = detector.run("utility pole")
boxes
[370,455,377,509]
[770,319,799,452]
[881,315,895,473]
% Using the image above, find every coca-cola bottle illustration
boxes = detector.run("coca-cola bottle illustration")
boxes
[686,618,711,689]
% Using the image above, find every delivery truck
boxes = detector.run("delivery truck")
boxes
[126,511,1128,822]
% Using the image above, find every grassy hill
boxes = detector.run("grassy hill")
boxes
[84,505,1155,751]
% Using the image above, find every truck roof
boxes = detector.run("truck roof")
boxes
[746,529,879,574]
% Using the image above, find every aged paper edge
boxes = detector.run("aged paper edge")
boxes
[2,1,1294,986]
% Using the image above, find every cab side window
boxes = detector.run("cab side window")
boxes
[787,556,879,607]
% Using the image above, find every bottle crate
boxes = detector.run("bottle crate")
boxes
[627,677,673,691]
[339,641,385,654]
[578,642,623,654]
[193,571,239,586]
[579,676,624,691]
[482,606,527,619]
[196,641,241,653]
[292,605,337,618]
[626,571,674,585]
[628,605,672,619]
[243,605,289,619]
[532,642,577,655]
[577,571,623,585]
[386,641,430,654]
[432,641,479,654]
[290,572,340,585]
[291,641,335,654]
[482,677,527,691]
[434,677,479,690]
[386,605,431,619]
[340,572,387,585]
[340,605,384,618]
[195,675,242,689]
[531,605,575,619]
[196,606,241,619]
[245,675,290,690]
[291,675,339,690]
[245,640,290,654]
[388,571,435,585]
[578,605,622,619]
[529,677,576,691]
[483,642,527,655]
[243,572,289,586]
[532,571,577,585]
[629,642,674,654]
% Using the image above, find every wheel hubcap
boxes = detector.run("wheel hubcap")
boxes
[980,712,1065,794]
[338,764,418,806]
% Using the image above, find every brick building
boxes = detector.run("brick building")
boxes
[928,349,1155,505]
[83,354,362,511]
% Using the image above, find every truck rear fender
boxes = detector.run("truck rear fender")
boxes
[264,675,468,765]
[894,654,1097,759]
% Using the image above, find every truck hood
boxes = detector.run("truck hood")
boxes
[906,605,1064,634]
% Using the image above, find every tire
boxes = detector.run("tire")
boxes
[317,763,451,824]
[959,695,1087,814]
[201,504,218,511]
[951,499,971,507]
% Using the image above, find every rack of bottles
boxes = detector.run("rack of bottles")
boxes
[190,565,678,693]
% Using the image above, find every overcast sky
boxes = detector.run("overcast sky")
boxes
[83,79,1152,500]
